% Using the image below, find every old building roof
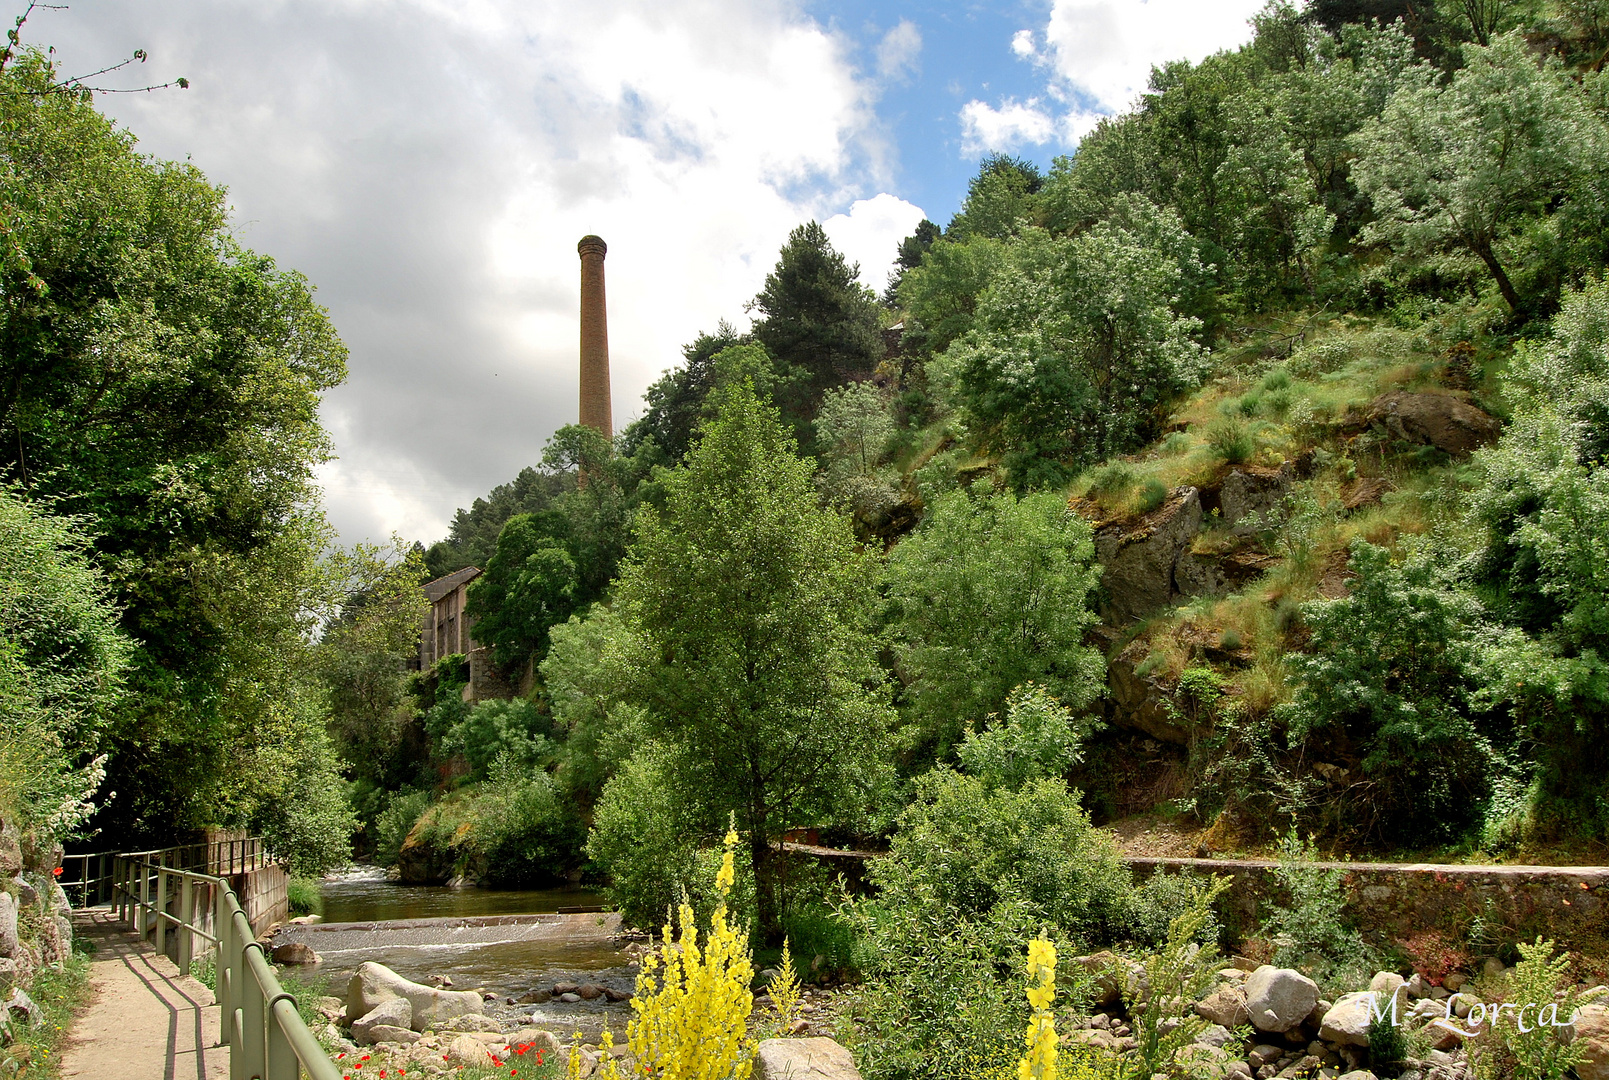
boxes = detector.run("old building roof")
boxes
[422,565,480,602]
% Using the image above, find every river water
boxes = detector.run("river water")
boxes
[283,868,637,1009]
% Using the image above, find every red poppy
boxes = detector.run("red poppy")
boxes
[52,867,63,877]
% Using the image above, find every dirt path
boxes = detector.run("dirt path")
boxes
[58,909,227,1080]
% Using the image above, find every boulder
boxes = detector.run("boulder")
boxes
[4,986,44,1028]
[603,987,633,1003]
[0,893,19,960]
[1107,640,1193,745]
[1195,1024,1236,1048]
[1094,487,1203,623]
[1276,1055,1320,1078]
[1221,465,1293,533]
[577,984,604,1000]
[565,1046,600,1078]
[1196,984,1252,1028]
[509,1029,563,1055]
[559,992,582,1003]
[1368,973,1410,1021]
[369,1025,419,1045]
[1248,1045,1284,1068]
[515,988,552,1004]
[1574,1005,1609,1080]
[753,1037,863,1080]
[271,942,320,965]
[1245,967,1319,1034]
[1365,392,1501,456]
[1319,993,1378,1047]
[351,998,414,1044]
[446,1033,496,1068]
[1338,1073,1379,1080]
[345,961,484,1032]
[316,996,345,1022]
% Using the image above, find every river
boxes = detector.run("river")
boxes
[280,867,638,1011]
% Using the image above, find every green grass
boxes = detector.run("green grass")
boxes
[2,952,93,1079]
[287,876,324,917]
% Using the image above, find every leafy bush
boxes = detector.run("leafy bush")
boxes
[1207,416,1255,464]
[1123,870,1223,949]
[587,744,711,932]
[436,697,556,780]
[1117,876,1231,1080]
[287,877,323,917]
[1136,477,1169,512]
[955,682,1100,791]
[1263,830,1373,990]
[373,789,430,867]
[846,771,1132,1079]
[1466,937,1605,1080]
[408,766,583,886]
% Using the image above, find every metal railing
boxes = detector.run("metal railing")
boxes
[63,835,271,908]
[111,845,340,1080]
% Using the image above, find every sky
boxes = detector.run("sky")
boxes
[40,0,1266,548]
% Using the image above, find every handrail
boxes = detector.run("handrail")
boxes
[108,845,340,1080]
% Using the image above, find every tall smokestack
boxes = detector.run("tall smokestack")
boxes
[577,235,612,438]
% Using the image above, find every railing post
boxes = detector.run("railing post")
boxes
[240,940,266,1080]
[266,995,297,1080]
[132,860,144,937]
[154,862,168,958]
[178,875,194,974]
[216,880,234,1036]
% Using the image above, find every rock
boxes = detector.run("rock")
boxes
[603,987,633,1003]
[424,974,454,988]
[1341,477,1393,511]
[370,1025,421,1045]
[1574,1005,1609,1080]
[1195,1024,1236,1048]
[1066,1030,1121,1053]
[753,1037,863,1080]
[1249,1045,1285,1068]
[441,1013,504,1033]
[1442,974,1466,992]
[1221,465,1293,533]
[1197,984,1252,1028]
[3,986,42,1028]
[1405,974,1430,999]
[446,1034,496,1068]
[345,961,485,1031]
[1227,1064,1253,1079]
[352,998,414,1044]
[1176,1045,1236,1074]
[1077,952,1130,1009]
[1338,1073,1379,1080]
[1108,640,1193,745]
[565,1046,599,1078]
[316,996,345,1022]
[1094,486,1203,623]
[0,893,19,960]
[1277,1055,1320,1079]
[553,982,582,995]
[578,984,604,1000]
[509,1029,563,1055]
[1368,973,1410,1021]
[1307,999,1331,1028]
[559,992,582,1003]
[1319,993,1377,1047]
[1246,967,1320,1033]
[1365,391,1501,456]
[0,957,16,992]
[516,988,552,1004]
[1424,1020,1466,1051]
[0,819,21,877]
[1481,958,1506,982]
[37,914,65,967]
[271,942,320,965]
[287,914,323,926]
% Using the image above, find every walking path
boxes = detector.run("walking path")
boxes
[58,909,227,1080]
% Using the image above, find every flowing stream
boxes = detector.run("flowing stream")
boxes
[277,868,636,1007]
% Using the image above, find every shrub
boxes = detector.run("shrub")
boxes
[955,682,1101,791]
[287,877,323,917]
[1207,417,1254,464]
[1263,830,1373,990]
[1466,937,1606,1080]
[1136,477,1169,513]
[1117,876,1232,1080]
[1124,870,1223,949]
[373,790,430,867]
[1088,461,1138,497]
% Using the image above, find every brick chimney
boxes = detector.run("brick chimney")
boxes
[577,235,612,438]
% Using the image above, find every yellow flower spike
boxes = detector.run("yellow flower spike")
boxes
[1017,936,1059,1080]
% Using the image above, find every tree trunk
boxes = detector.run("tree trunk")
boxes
[749,827,779,939]
[1473,240,1521,311]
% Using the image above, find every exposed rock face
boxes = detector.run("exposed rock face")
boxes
[1221,465,1293,533]
[1366,392,1501,456]
[1245,966,1319,1033]
[1175,549,1283,600]
[352,999,413,1045]
[345,961,484,1032]
[753,1037,863,1080]
[1107,640,1191,745]
[1094,487,1203,623]
[0,894,19,964]
[396,834,455,885]
[1575,1005,1609,1080]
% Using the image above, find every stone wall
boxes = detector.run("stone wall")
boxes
[230,864,288,938]
[1130,855,1609,952]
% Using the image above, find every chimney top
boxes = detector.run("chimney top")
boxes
[577,235,607,257]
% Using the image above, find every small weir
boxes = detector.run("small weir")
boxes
[272,868,639,1024]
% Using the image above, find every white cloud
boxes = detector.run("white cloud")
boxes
[961,0,1266,156]
[876,19,922,83]
[47,0,891,545]
[822,193,928,292]
[959,98,1059,156]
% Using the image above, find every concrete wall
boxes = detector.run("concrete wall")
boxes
[1130,856,1609,952]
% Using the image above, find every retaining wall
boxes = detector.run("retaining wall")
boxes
[1130,856,1609,952]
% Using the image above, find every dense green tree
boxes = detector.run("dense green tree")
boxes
[885,489,1105,756]
[603,380,894,931]
[424,468,566,580]
[895,235,1007,359]
[0,50,351,847]
[1351,32,1609,310]
[883,218,941,305]
[463,512,577,672]
[940,206,1207,487]
[0,489,127,844]
[620,321,745,463]
[946,155,1045,241]
[751,221,884,419]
